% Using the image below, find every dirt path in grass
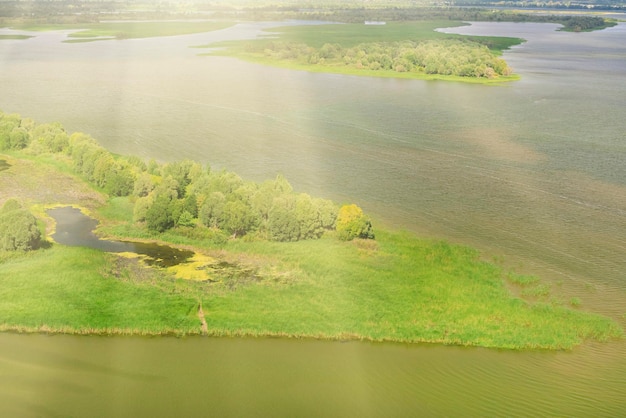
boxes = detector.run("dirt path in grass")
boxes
[198,304,208,335]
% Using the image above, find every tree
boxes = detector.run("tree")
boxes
[9,127,30,149]
[0,200,41,251]
[133,195,153,223]
[162,159,200,198]
[199,192,226,228]
[181,193,198,218]
[31,122,68,153]
[221,200,258,238]
[68,132,99,171]
[0,113,22,150]
[315,198,338,230]
[268,196,300,242]
[133,172,156,197]
[104,163,135,196]
[336,204,374,241]
[210,170,245,195]
[295,193,321,240]
[145,193,176,232]
[177,210,196,228]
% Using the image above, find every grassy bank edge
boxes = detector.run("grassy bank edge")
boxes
[0,324,202,337]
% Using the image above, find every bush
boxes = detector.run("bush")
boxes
[336,204,374,241]
[0,200,41,251]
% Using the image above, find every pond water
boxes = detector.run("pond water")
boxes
[1,19,626,416]
[47,206,192,267]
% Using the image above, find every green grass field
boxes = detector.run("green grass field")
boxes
[196,231,621,349]
[0,246,200,335]
[1,219,621,349]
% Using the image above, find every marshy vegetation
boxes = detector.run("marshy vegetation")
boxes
[0,111,622,349]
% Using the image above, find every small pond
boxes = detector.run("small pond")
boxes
[47,206,193,267]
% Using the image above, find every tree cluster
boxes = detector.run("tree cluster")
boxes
[133,162,339,242]
[0,112,136,197]
[257,38,512,78]
[0,199,41,252]
[68,132,136,196]
[1,111,374,243]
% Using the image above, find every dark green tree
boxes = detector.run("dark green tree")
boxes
[145,193,176,232]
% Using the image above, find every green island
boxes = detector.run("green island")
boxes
[0,110,622,350]
[204,21,523,83]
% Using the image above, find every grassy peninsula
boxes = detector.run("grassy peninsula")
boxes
[0,112,623,350]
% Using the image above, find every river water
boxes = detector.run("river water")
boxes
[1,20,625,416]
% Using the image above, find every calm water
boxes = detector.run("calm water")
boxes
[1,20,625,416]
[48,206,193,267]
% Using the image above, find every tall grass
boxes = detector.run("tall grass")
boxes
[0,246,200,335]
[199,231,622,349]
[1,227,620,348]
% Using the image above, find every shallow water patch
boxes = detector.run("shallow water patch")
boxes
[47,206,193,267]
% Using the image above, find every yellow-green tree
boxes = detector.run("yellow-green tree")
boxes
[336,204,374,241]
